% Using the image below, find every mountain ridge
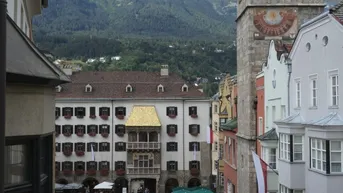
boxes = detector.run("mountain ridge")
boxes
[33,0,237,40]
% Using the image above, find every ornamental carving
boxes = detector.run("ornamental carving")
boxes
[253,9,296,37]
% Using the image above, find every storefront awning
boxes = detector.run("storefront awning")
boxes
[125,106,161,127]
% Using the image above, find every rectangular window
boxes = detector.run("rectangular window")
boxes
[220,172,224,186]
[214,105,218,113]
[281,105,286,118]
[295,80,301,108]
[258,117,263,136]
[265,106,269,128]
[5,144,30,185]
[262,147,276,169]
[311,78,318,107]
[272,106,276,123]
[330,140,342,173]
[279,184,290,193]
[219,144,223,159]
[311,138,326,172]
[330,74,339,106]
[279,133,290,161]
[293,135,304,161]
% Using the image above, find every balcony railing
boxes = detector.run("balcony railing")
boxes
[127,142,160,150]
[126,165,160,175]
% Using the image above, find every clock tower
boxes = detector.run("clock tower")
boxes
[235,0,325,193]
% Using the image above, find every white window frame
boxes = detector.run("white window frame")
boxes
[272,106,276,123]
[330,140,343,173]
[293,190,305,193]
[279,133,290,161]
[310,138,326,172]
[295,79,301,108]
[328,70,339,107]
[279,184,290,193]
[309,75,318,107]
[293,135,304,161]
[262,147,277,169]
[258,117,263,136]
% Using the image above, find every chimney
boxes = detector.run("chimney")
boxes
[160,65,169,76]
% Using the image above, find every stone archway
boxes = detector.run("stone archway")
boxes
[187,178,201,188]
[56,178,68,185]
[114,177,129,193]
[82,177,99,192]
[165,178,179,193]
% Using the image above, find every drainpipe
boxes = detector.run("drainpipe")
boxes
[285,57,292,116]
[182,100,186,187]
[0,1,6,193]
[111,100,115,182]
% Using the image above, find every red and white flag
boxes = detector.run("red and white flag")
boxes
[252,151,268,193]
[206,125,213,144]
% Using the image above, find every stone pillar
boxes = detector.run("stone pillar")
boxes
[156,178,160,193]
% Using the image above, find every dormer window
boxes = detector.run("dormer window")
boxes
[85,84,92,92]
[56,85,62,92]
[126,84,133,92]
[157,84,164,92]
[182,84,188,92]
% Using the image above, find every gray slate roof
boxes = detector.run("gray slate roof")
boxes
[275,112,305,125]
[257,128,278,141]
[306,112,343,126]
[6,15,70,83]
[330,1,343,21]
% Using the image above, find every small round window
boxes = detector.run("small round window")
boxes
[322,36,328,46]
[306,43,311,52]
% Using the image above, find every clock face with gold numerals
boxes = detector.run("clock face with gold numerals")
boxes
[253,9,296,37]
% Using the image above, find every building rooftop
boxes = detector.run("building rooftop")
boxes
[6,15,70,85]
[56,71,206,99]
[275,112,305,125]
[257,128,278,141]
[125,106,161,127]
[306,112,343,126]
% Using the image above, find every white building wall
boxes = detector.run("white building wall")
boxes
[285,14,343,192]
[56,99,211,172]
[55,101,113,169]
[7,0,31,37]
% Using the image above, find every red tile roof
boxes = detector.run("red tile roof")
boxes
[56,71,206,99]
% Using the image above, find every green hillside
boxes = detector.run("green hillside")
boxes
[33,0,236,40]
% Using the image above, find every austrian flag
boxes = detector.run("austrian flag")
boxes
[206,125,213,144]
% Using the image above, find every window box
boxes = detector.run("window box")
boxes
[190,114,198,118]
[89,114,96,119]
[101,132,109,138]
[116,168,125,176]
[76,131,84,137]
[168,114,176,118]
[190,168,200,176]
[101,114,109,120]
[87,169,97,176]
[189,125,200,136]
[63,150,72,157]
[89,131,96,137]
[76,151,84,156]
[116,114,125,120]
[63,132,71,137]
[64,114,71,119]
[100,169,109,176]
[75,169,85,176]
[168,132,176,137]
[63,169,72,176]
